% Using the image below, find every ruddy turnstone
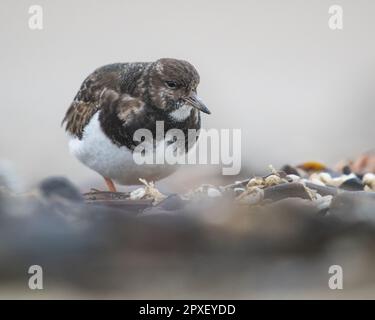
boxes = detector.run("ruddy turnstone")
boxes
[62,58,210,192]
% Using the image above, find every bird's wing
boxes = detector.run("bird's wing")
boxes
[96,89,149,149]
[62,65,122,139]
[62,100,98,139]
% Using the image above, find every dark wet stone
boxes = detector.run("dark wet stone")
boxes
[264,182,311,201]
[86,199,152,215]
[342,165,352,175]
[340,178,364,191]
[329,191,375,222]
[83,190,130,201]
[141,194,187,216]
[305,182,338,196]
[156,194,186,210]
[39,177,83,202]
[281,165,300,176]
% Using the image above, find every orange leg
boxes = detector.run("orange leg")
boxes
[104,177,117,192]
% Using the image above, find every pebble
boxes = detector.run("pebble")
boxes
[39,177,83,202]
[304,182,338,196]
[237,187,264,205]
[363,173,375,191]
[311,172,360,189]
[340,178,364,191]
[247,177,264,187]
[342,165,352,175]
[281,165,300,176]
[313,194,333,211]
[329,191,375,223]
[264,182,311,201]
[308,176,326,186]
[264,175,283,186]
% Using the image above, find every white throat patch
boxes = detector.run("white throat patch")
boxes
[169,104,193,121]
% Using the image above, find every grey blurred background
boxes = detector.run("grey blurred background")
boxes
[1,0,375,190]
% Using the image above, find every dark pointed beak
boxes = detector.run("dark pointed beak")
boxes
[183,94,211,114]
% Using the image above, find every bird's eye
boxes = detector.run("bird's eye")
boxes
[165,81,177,89]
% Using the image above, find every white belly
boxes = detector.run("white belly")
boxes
[68,112,178,185]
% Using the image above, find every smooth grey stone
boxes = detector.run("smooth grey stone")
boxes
[39,177,83,202]
[264,182,311,201]
[305,182,339,196]
[340,178,364,191]
[329,191,375,222]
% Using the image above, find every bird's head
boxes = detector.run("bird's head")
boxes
[146,58,210,118]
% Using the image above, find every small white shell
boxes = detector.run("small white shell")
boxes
[207,188,222,198]
[363,172,375,182]
[264,174,282,186]
[130,187,146,200]
[311,172,356,187]
[287,174,301,182]
[247,177,264,187]
[310,172,331,185]
[363,173,375,191]
[314,195,333,211]
[309,176,326,186]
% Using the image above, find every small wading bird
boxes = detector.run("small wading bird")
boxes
[62,58,210,192]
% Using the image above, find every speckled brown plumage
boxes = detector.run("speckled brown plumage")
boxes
[62,58,206,151]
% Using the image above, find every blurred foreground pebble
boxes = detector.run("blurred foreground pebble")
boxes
[2,162,375,299]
